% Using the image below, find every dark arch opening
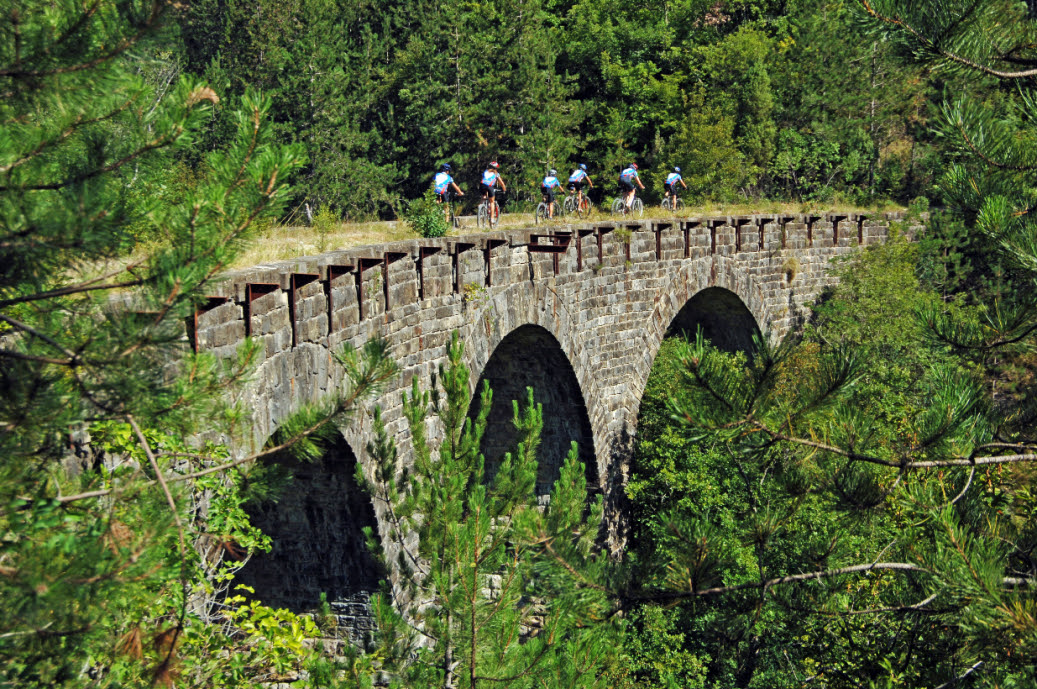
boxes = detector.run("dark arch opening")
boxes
[236,437,383,643]
[470,325,598,498]
[665,287,761,354]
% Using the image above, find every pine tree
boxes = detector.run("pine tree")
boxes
[358,332,623,689]
[630,5,1037,659]
[0,2,396,685]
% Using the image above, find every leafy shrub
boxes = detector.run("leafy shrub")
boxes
[407,188,449,238]
[312,204,337,253]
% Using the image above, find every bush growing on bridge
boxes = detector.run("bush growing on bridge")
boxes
[407,188,451,238]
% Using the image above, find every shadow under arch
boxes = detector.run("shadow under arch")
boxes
[665,286,762,354]
[236,436,384,643]
[469,324,598,498]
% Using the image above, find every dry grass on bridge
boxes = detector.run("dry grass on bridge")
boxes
[229,199,908,270]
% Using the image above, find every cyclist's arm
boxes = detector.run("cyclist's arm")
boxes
[680,179,687,189]
[587,177,594,188]
[451,181,464,196]
[498,174,506,192]
[637,176,645,189]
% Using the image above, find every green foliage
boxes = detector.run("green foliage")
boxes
[626,231,1037,685]
[163,0,949,211]
[0,2,397,685]
[655,89,746,202]
[356,331,624,687]
[806,236,967,441]
[407,188,450,238]
[855,0,1037,434]
[312,203,338,253]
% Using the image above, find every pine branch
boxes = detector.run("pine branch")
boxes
[0,128,185,192]
[52,341,396,503]
[0,95,139,175]
[933,661,984,689]
[0,1,163,79]
[630,562,930,604]
[857,0,1037,78]
[0,276,146,309]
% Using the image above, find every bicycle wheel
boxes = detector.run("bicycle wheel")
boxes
[581,197,593,216]
[573,196,587,218]
[673,197,684,212]
[535,202,548,225]
[632,198,644,217]
[661,197,671,211]
[477,202,488,229]
[611,198,625,215]
[563,195,577,215]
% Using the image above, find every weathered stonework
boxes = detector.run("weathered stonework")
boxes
[191,213,919,635]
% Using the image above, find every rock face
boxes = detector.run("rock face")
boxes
[192,213,918,639]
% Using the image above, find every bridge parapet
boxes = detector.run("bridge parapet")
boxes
[189,212,907,361]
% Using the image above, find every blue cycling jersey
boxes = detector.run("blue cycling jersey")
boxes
[666,172,682,185]
[481,169,498,186]
[569,169,587,183]
[620,167,638,182]
[434,171,452,193]
[542,175,560,189]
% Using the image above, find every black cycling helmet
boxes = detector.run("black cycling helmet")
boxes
[579,163,587,171]
[441,163,451,172]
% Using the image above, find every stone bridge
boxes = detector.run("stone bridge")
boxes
[189,212,917,640]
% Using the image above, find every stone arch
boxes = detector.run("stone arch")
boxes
[666,287,762,353]
[628,257,770,427]
[235,435,384,644]
[467,324,598,498]
[457,279,609,493]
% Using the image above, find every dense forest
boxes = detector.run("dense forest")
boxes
[2,0,1037,688]
[170,0,943,216]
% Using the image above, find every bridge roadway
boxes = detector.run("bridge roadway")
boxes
[189,212,918,637]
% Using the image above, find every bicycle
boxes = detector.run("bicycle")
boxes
[438,194,460,229]
[563,189,593,218]
[477,191,504,229]
[611,196,644,217]
[535,198,560,224]
[661,193,684,213]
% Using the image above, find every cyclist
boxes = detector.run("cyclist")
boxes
[434,163,464,218]
[541,169,562,219]
[664,166,687,205]
[567,163,594,211]
[479,161,507,223]
[618,163,644,212]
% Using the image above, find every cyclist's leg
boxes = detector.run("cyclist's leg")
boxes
[437,191,448,221]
